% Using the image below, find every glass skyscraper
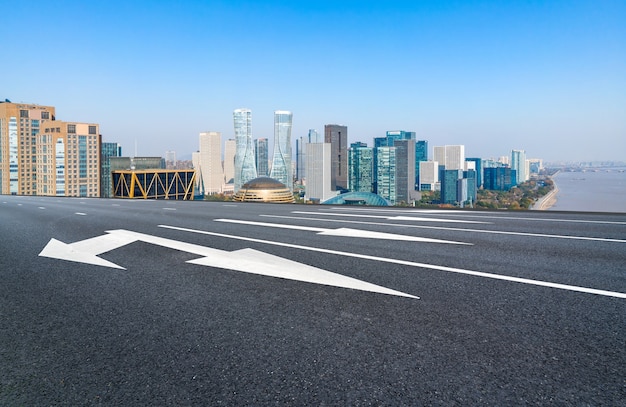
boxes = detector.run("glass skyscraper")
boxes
[348,142,374,193]
[324,124,348,191]
[270,110,293,191]
[233,108,257,192]
[376,146,396,204]
[255,138,269,177]
[101,142,122,198]
[511,149,527,184]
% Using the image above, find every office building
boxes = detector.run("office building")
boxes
[101,142,122,198]
[0,101,56,195]
[305,142,333,203]
[198,131,223,195]
[419,161,439,191]
[270,110,293,191]
[415,140,428,187]
[255,138,269,177]
[324,124,348,191]
[394,139,416,204]
[484,167,517,190]
[465,158,483,189]
[433,145,465,170]
[441,169,463,205]
[37,121,100,197]
[224,139,236,184]
[348,142,374,193]
[376,146,396,204]
[233,108,257,192]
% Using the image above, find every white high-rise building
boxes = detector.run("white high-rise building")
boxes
[198,131,223,194]
[419,161,440,191]
[270,110,293,191]
[433,145,465,170]
[233,109,257,192]
[305,142,333,203]
[223,139,236,184]
[511,149,528,184]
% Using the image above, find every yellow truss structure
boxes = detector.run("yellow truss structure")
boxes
[112,170,196,200]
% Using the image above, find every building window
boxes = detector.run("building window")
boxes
[41,111,50,120]
[88,125,96,135]
[20,110,29,118]
[67,124,76,134]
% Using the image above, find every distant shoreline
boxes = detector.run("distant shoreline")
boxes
[532,172,559,210]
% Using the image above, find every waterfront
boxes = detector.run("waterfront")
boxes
[543,168,626,213]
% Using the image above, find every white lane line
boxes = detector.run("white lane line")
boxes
[279,214,626,243]
[214,219,470,244]
[320,208,626,225]
[38,207,45,210]
[159,224,626,299]
[75,212,87,216]
[163,207,177,211]
[293,211,488,223]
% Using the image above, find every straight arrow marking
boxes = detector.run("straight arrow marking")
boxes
[39,229,417,299]
[214,219,471,245]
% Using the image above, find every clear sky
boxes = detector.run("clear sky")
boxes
[2,0,624,162]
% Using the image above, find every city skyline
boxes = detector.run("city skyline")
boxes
[1,1,624,162]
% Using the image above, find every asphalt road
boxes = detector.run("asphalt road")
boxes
[1,195,625,405]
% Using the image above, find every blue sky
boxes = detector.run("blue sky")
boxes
[2,0,624,162]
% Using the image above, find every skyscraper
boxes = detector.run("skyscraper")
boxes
[376,146,396,204]
[37,121,101,197]
[255,138,269,177]
[223,139,236,184]
[394,139,416,204]
[198,131,223,195]
[324,124,348,191]
[433,145,465,170]
[304,142,333,203]
[270,111,293,191]
[233,109,257,192]
[348,142,374,192]
[511,149,527,184]
[0,101,56,195]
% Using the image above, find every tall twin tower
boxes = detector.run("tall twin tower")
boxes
[233,109,293,193]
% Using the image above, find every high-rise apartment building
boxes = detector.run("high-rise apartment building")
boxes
[324,124,348,191]
[348,142,374,192]
[270,111,293,191]
[223,139,236,184]
[101,142,122,198]
[37,121,100,197]
[255,138,269,177]
[198,131,223,195]
[511,149,527,184]
[233,109,257,192]
[433,145,465,170]
[0,101,56,195]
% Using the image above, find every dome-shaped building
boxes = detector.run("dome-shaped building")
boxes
[322,191,391,206]
[232,177,294,203]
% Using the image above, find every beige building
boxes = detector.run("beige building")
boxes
[0,101,56,195]
[37,121,101,197]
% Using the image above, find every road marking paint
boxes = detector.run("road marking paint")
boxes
[75,212,87,216]
[294,211,488,224]
[214,218,470,244]
[160,224,626,299]
[320,207,626,225]
[38,229,417,299]
[38,207,45,209]
[163,207,177,211]
[279,214,626,243]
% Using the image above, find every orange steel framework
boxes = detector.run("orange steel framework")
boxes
[112,170,196,200]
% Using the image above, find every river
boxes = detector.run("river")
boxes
[543,168,626,213]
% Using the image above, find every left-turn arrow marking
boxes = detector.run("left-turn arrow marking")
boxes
[39,229,418,299]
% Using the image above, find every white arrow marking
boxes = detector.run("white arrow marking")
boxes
[214,219,471,245]
[39,229,417,299]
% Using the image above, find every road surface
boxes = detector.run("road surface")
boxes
[1,195,625,405]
